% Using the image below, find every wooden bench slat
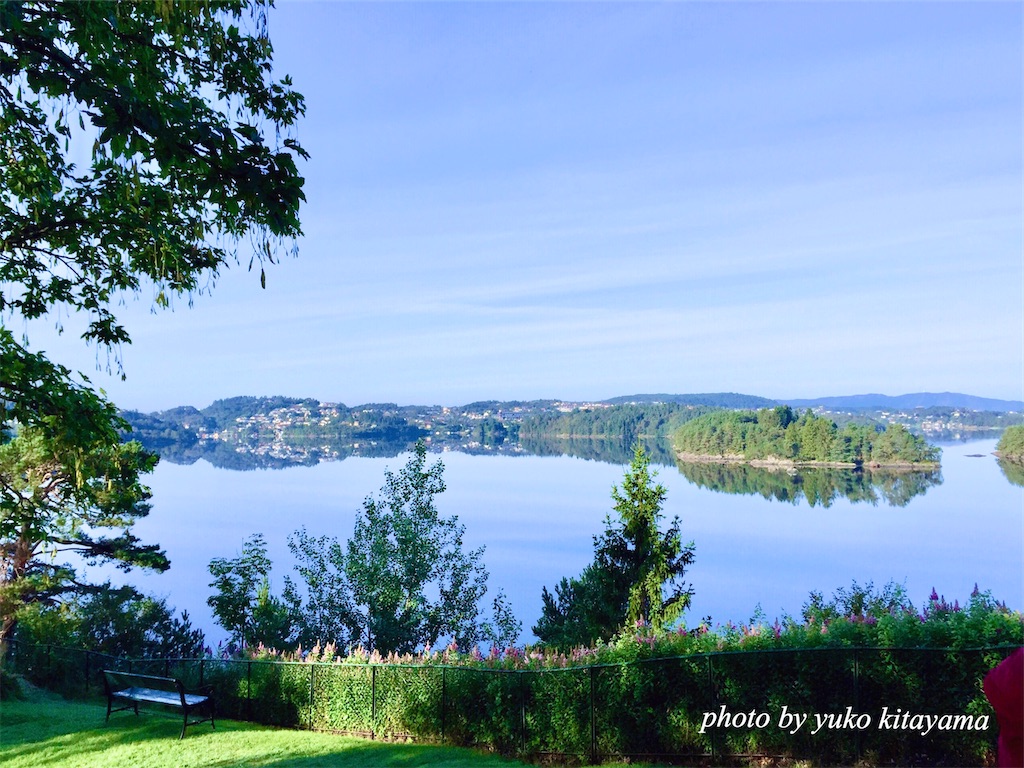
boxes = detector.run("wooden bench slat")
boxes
[114,687,183,705]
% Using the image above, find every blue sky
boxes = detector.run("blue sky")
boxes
[26,1,1024,410]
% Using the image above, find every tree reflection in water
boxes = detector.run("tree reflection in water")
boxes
[674,461,942,507]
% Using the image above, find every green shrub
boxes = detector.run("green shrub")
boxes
[1,666,24,700]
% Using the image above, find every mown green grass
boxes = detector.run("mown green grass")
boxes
[0,685,684,768]
[0,691,539,768]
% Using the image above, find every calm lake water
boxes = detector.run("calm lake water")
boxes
[106,437,1022,647]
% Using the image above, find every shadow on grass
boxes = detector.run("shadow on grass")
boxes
[241,742,526,768]
[1,699,204,764]
[0,697,536,768]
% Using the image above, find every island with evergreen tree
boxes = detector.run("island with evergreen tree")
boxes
[672,406,940,468]
[995,425,1024,462]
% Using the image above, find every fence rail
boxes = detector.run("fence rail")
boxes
[4,640,1014,765]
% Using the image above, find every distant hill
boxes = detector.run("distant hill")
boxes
[602,393,777,409]
[121,390,1022,470]
[783,392,1023,412]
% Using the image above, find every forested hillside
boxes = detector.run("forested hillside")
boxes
[518,403,713,443]
[673,406,940,466]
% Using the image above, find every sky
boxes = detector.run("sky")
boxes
[21,1,1024,411]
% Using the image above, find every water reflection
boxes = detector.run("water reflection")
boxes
[147,433,944,506]
[145,434,681,471]
[674,461,942,507]
[997,459,1024,487]
[518,435,676,466]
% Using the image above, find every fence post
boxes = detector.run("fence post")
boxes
[199,659,204,688]
[309,664,315,730]
[853,648,861,761]
[853,648,860,710]
[247,661,252,722]
[706,654,717,760]
[440,667,446,743]
[519,670,527,757]
[371,665,377,738]
[589,665,597,764]
[84,650,90,694]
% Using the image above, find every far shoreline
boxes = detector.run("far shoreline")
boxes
[674,452,941,471]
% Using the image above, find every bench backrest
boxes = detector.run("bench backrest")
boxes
[102,669,186,705]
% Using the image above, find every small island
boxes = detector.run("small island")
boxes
[995,425,1024,487]
[672,406,941,468]
[995,424,1024,463]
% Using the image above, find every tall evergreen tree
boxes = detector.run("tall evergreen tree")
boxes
[534,445,695,648]
[609,445,694,629]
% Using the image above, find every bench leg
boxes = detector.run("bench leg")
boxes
[106,698,139,722]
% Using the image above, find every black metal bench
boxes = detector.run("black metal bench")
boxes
[102,669,215,739]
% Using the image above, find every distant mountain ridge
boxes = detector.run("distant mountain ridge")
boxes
[782,392,1023,412]
[601,392,1022,412]
[602,393,776,408]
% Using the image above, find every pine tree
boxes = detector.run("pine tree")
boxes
[534,444,695,648]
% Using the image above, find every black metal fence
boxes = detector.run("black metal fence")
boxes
[5,640,1013,765]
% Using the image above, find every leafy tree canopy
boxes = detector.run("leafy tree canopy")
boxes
[282,527,359,649]
[1,0,305,444]
[1,0,306,366]
[208,532,291,650]
[0,0,304,645]
[0,428,163,642]
[345,441,488,654]
[286,441,491,655]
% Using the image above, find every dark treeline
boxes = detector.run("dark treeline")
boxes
[673,406,940,466]
[676,461,942,507]
[519,403,714,445]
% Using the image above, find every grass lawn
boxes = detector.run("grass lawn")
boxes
[0,689,543,768]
